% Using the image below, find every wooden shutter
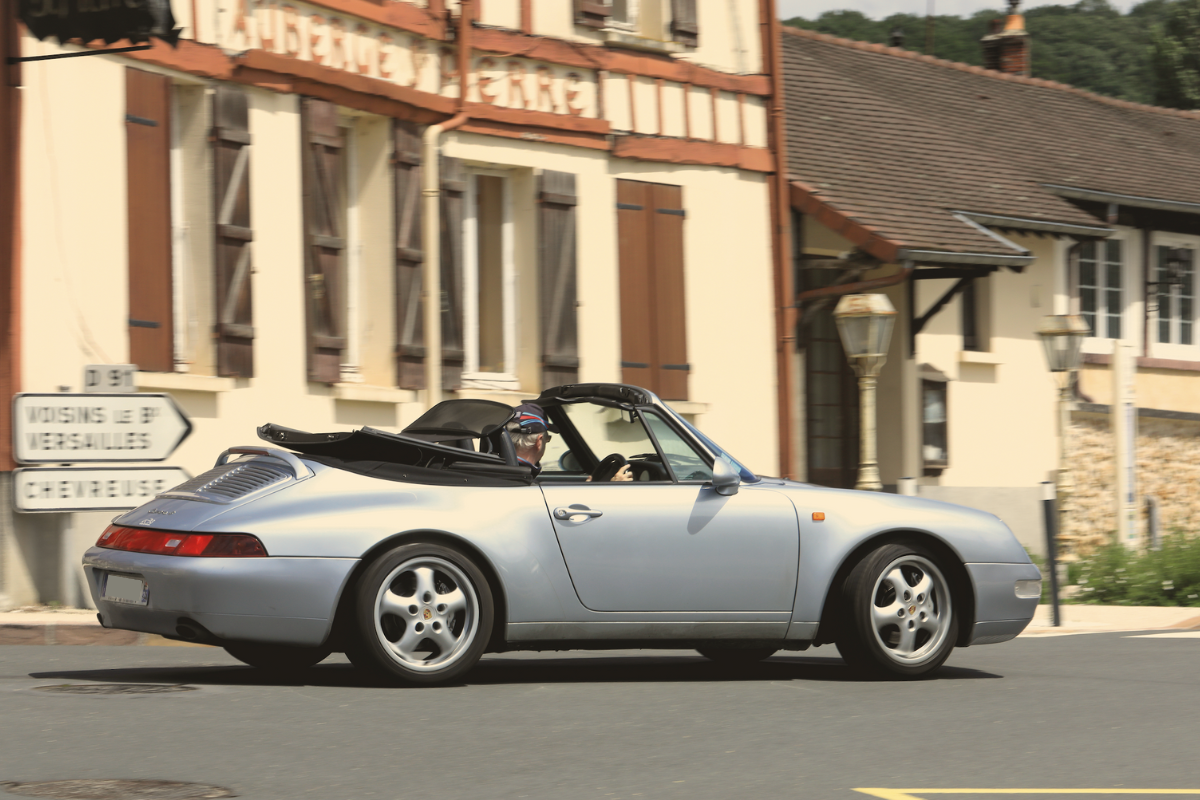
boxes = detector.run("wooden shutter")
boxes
[300,98,346,384]
[126,68,173,373]
[617,180,654,392]
[538,170,579,389]
[574,0,611,28]
[212,85,254,378]
[393,121,425,390]
[616,179,689,401]
[670,0,698,47]
[439,155,466,391]
[650,184,689,400]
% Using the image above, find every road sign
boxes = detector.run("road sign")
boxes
[13,393,193,464]
[84,364,137,393]
[13,466,191,513]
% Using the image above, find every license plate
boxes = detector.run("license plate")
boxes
[103,573,148,606]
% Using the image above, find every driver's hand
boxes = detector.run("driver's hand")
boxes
[612,465,633,482]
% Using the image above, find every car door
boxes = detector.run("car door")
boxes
[538,405,799,613]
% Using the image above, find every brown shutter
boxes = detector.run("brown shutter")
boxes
[617,180,654,392]
[301,98,347,384]
[670,0,698,47]
[393,121,426,390]
[616,179,689,401]
[538,170,579,389]
[650,184,688,400]
[126,68,174,373]
[439,155,466,391]
[574,0,611,29]
[212,85,254,378]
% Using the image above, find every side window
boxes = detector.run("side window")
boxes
[643,412,712,482]
[541,403,670,482]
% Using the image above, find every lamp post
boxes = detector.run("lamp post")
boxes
[834,294,897,492]
[1036,314,1090,540]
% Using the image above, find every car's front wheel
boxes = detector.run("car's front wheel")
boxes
[350,542,494,684]
[224,643,331,672]
[835,542,959,679]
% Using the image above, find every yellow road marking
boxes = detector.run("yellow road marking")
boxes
[855,791,1200,800]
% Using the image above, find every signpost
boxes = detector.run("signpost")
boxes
[83,364,137,393]
[14,466,190,512]
[1113,342,1138,548]
[13,393,192,464]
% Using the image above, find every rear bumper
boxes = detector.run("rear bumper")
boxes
[966,561,1042,645]
[83,547,357,647]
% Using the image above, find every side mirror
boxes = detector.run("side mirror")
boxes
[712,456,740,496]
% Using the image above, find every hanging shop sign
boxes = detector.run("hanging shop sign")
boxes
[19,0,180,47]
[14,465,191,512]
[13,393,192,463]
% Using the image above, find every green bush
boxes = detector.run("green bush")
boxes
[1067,534,1200,606]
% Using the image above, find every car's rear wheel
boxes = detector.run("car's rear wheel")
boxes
[350,542,493,684]
[696,647,777,663]
[224,643,331,672]
[835,542,959,679]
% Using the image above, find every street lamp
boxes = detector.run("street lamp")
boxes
[834,294,897,492]
[1036,314,1090,539]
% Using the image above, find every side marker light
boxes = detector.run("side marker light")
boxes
[812,512,826,521]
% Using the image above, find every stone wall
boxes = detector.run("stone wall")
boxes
[1063,410,1200,554]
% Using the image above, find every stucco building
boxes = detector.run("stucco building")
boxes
[0,0,794,607]
[780,14,1200,556]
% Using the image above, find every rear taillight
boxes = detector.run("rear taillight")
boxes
[96,525,268,557]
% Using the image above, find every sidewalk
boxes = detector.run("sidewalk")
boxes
[3,604,1199,646]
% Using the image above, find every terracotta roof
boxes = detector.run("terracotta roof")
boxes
[781,27,1200,265]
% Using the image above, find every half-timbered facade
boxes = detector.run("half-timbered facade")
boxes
[0,0,791,606]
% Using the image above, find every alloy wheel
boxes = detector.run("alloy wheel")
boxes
[373,556,480,672]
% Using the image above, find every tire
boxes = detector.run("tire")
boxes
[350,541,494,685]
[224,643,331,672]
[696,648,777,663]
[835,542,959,679]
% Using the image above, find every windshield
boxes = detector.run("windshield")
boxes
[662,406,760,483]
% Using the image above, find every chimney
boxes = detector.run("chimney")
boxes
[981,0,1031,76]
[889,25,905,49]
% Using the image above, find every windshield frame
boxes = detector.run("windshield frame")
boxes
[657,404,760,484]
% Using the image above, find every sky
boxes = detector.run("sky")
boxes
[777,0,1138,19]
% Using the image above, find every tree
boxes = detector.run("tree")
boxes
[1151,0,1200,109]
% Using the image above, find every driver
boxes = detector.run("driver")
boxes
[508,403,557,477]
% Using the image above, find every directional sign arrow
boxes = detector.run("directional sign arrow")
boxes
[13,393,193,464]
[13,466,192,512]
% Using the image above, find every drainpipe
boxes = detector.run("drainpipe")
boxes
[421,0,472,406]
[761,0,796,478]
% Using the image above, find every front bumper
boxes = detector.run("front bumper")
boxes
[83,546,357,647]
[966,562,1043,646]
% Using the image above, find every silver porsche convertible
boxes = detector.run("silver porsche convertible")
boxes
[83,383,1041,682]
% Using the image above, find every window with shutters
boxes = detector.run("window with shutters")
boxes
[616,179,689,401]
[461,169,518,388]
[575,0,697,48]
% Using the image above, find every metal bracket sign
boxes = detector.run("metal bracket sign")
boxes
[14,466,191,512]
[13,393,192,463]
[83,364,137,393]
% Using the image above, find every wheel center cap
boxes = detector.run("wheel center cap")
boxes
[423,608,432,620]
[908,605,916,615]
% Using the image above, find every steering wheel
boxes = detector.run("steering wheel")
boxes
[591,454,629,482]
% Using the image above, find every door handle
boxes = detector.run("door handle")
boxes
[554,505,603,521]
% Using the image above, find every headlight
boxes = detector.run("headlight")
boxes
[1014,579,1042,599]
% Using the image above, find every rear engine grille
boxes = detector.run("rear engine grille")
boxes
[162,461,291,503]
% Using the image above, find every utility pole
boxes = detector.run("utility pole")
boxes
[925,0,935,54]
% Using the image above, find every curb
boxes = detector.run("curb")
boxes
[0,624,207,647]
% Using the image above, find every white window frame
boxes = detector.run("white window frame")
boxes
[607,0,640,31]
[461,168,518,389]
[1149,231,1200,361]
[1078,229,1140,357]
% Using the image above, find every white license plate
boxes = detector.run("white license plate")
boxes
[103,573,148,606]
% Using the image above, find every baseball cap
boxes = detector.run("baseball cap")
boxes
[510,403,558,434]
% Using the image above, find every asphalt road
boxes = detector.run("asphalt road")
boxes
[0,633,1197,800]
